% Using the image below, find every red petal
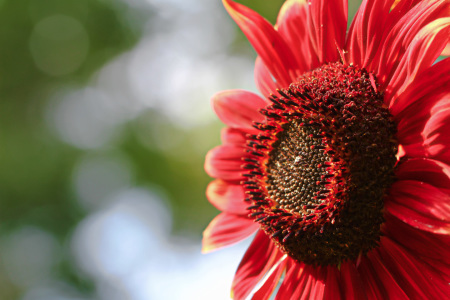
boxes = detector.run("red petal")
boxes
[306,0,347,65]
[401,96,450,164]
[395,158,450,191]
[339,261,367,300]
[419,255,450,283]
[223,0,299,88]
[220,127,249,146]
[358,250,408,300]
[231,231,285,300]
[395,93,448,146]
[383,214,450,265]
[254,56,279,98]
[323,266,343,300]
[386,17,450,101]
[274,261,309,300]
[212,89,267,129]
[272,263,345,300]
[443,41,450,55]
[373,0,449,88]
[206,180,248,215]
[251,255,287,300]
[390,60,449,147]
[308,267,326,300]
[202,212,258,253]
[389,57,449,117]
[275,0,318,72]
[204,145,246,181]
[385,200,450,235]
[388,180,450,223]
[274,261,327,300]
[377,237,450,299]
[346,0,397,68]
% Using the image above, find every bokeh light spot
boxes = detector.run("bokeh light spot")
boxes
[73,154,133,211]
[1,227,59,289]
[29,14,89,76]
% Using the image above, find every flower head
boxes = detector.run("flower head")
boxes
[203,0,450,298]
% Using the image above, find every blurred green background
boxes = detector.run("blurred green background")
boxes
[0,0,361,299]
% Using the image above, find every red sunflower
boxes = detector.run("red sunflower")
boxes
[203,0,450,299]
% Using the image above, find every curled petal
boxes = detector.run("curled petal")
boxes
[385,202,450,234]
[395,93,449,146]
[389,57,449,116]
[223,0,300,87]
[202,212,258,253]
[212,89,267,129]
[401,96,450,164]
[220,127,250,146]
[375,0,449,89]
[395,158,450,191]
[206,180,248,215]
[386,17,450,101]
[204,145,246,181]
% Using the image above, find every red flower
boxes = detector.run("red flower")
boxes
[203,0,450,299]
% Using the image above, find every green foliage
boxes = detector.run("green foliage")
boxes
[121,111,223,235]
[0,0,143,98]
[0,0,143,232]
[0,0,145,297]
[235,0,285,24]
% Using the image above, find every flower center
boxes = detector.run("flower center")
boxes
[244,63,398,265]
